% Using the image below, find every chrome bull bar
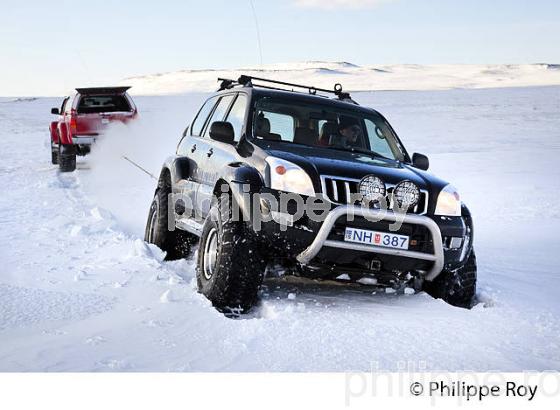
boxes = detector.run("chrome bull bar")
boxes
[296,205,445,281]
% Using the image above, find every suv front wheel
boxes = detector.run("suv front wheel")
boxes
[424,250,477,308]
[197,195,266,314]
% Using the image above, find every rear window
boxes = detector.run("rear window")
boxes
[77,94,131,114]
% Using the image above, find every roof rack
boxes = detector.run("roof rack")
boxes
[217,75,356,103]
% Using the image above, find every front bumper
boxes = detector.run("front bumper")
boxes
[231,185,470,280]
[296,205,445,281]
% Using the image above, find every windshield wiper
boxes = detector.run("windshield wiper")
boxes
[327,145,390,160]
[258,138,392,160]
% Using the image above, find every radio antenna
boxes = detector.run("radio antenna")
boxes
[248,0,264,66]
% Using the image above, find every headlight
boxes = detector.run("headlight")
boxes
[393,180,420,209]
[265,157,315,197]
[435,184,461,216]
[359,175,386,202]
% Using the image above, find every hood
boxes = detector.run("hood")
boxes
[261,142,447,191]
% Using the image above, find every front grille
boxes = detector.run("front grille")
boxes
[320,175,429,215]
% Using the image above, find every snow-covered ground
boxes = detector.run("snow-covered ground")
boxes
[121,61,560,95]
[1,86,559,371]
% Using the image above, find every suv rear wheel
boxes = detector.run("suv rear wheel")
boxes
[58,144,76,172]
[424,250,477,308]
[51,141,59,165]
[197,195,266,314]
[144,181,197,260]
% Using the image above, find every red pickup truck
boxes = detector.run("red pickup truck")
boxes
[49,86,137,171]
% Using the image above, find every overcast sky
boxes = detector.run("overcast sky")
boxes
[1,0,559,96]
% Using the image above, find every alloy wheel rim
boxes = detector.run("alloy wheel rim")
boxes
[148,205,157,243]
[203,227,218,280]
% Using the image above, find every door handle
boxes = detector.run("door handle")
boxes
[191,144,196,153]
[206,148,214,157]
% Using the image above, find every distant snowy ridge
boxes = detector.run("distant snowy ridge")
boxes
[121,61,560,95]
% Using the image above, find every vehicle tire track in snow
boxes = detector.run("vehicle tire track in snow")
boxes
[1,94,560,371]
[0,284,113,331]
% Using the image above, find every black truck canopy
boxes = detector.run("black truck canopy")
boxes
[75,86,131,95]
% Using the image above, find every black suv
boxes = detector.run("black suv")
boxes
[145,76,476,313]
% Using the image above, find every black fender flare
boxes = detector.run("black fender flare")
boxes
[158,155,190,190]
[223,162,264,188]
[215,162,264,224]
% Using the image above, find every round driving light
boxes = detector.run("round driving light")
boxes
[393,180,420,209]
[359,175,386,202]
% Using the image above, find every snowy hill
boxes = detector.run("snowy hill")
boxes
[121,61,560,95]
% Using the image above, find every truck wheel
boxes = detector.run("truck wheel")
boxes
[58,144,76,172]
[51,141,59,165]
[144,184,197,260]
[424,250,477,309]
[197,195,266,314]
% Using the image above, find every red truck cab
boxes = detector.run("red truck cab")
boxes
[49,86,137,172]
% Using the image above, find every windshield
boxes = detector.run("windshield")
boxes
[251,97,405,161]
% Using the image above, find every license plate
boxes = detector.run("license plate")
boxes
[344,227,409,250]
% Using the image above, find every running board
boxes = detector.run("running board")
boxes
[175,217,203,236]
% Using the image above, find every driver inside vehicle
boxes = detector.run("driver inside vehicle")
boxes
[336,117,363,148]
[318,116,364,148]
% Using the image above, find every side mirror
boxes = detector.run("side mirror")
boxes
[209,121,234,144]
[51,107,60,115]
[412,152,429,171]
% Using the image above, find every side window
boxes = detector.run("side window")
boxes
[191,97,218,137]
[257,111,295,141]
[225,94,247,141]
[202,94,235,138]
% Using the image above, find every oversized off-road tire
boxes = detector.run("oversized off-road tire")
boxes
[51,141,59,165]
[58,144,76,172]
[196,196,266,314]
[144,183,197,260]
[424,250,477,309]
